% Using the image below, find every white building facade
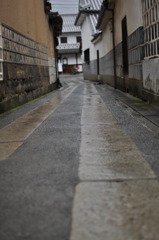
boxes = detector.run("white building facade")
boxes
[57,14,83,74]
[75,0,159,103]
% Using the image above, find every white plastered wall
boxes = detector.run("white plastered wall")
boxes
[60,53,82,65]
[114,0,143,45]
[94,0,143,56]
[81,0,143,68]
[49,58,56,84]
[81,16,113,61]
[59,34,81,44]
[81,0,143,60]
[81,17,96,61]
[94,26,113,58]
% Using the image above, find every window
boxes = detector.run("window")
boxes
[63,57,68,64]
[76,36,81,43]
[84,48,90,64]
[142,0,159,58]
[61,37,67,44]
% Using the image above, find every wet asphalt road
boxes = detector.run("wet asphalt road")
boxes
[0,77,83,240]
[0,74,159,240]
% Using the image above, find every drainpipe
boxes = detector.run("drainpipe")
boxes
[54,37,59,86]
[106,3,117,89]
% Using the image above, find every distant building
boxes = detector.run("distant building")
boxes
[57,14,82,74]
[75,0,102,80]
[0,0,62,113]
[75,0,159,103]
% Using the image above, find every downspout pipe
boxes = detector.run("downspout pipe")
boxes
[54,37,59,86]
[105,4,117,89]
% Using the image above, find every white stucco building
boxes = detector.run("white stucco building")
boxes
[75,0,159,103]
[57,14,83,74]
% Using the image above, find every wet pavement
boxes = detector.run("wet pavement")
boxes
[70,81,159,240]
[111,87,159,127]
[0,74,159,240]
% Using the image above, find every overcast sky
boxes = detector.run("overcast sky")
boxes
[49,0,79,14]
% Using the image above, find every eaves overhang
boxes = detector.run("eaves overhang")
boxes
[75,12,85,26]
[75,10,100,26]
[44,0,52,13]
[91,31,102,44]
[96,0,115,30]
[49,12,63,37]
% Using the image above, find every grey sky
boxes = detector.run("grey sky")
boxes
[49,0,79,14]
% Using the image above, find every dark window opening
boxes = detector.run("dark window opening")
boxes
[97,50,100,75]
[76,36,81,43]
[84,48,90,64]
[61,37,67,44]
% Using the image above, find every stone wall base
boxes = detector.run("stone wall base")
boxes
[0,63,59,113]
[0,82,58,113]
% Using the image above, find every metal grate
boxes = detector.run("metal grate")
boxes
[142,0,159,59]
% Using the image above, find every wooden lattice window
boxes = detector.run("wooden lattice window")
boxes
[142,0,159,58]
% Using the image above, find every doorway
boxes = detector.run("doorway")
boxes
[121,16,129,91]
[97,50,100,79]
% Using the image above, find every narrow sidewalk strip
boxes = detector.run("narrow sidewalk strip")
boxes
[70,83,159,240]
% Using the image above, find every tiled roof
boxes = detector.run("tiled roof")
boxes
[79,0,102,10]
[96,0,114,30]
[62,14,81,33]
[75,0,103,35]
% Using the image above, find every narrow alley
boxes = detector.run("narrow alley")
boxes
[0,75,159,240]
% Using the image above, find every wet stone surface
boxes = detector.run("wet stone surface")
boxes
[70,82,158,240]
[1,75,159,240]
[95,84,159,177]
[71,180,159,240]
